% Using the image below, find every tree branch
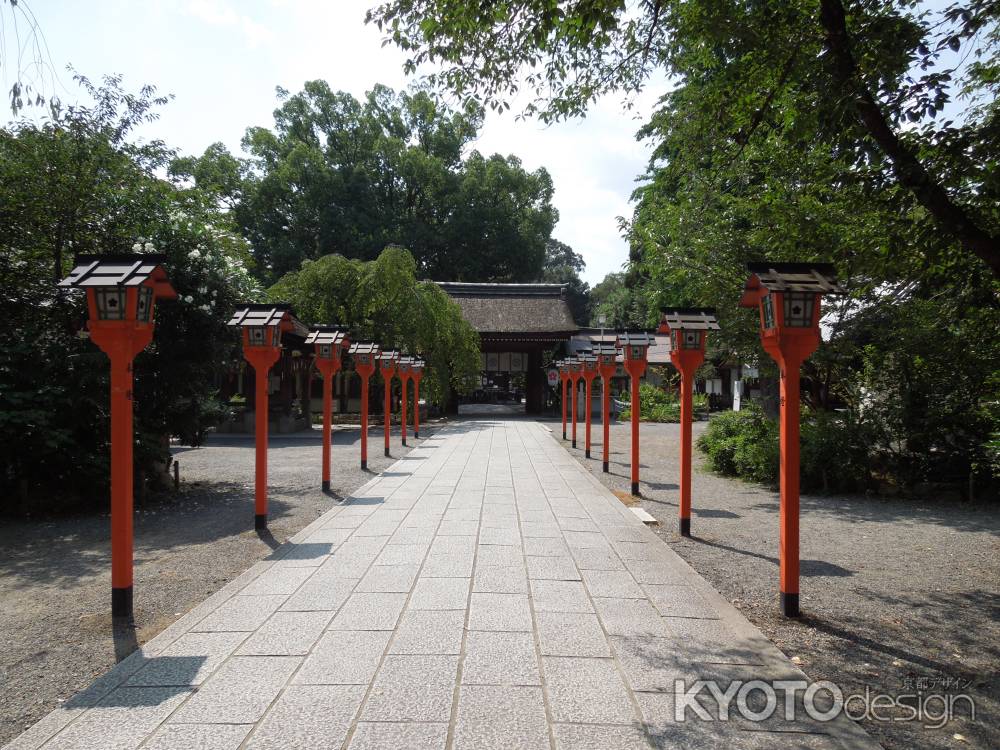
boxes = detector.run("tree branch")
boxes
[818,0,1000,277]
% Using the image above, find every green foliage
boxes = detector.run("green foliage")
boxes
[175,82,558,283]
[540,239,590,325]
[589,272,650,329]
[697,405,781,485]
[699,405,875,493]
[267,247,480,406]
[0,74,261,510]
[617,383,708,423]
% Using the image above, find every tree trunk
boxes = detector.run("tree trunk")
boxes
[818,0,1000,277]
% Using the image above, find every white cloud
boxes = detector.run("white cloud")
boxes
[184,0,273,47]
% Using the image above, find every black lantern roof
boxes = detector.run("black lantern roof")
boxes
[659,307,720,331]
[412,358,425,369]
[616,331,654,347]
[59,254,168,288]
[745,263,844,294]
[228,304,295,328]
[304,326,349,347]
[590,341,619,356]
[349,342,381,355]
[378,349,400,364]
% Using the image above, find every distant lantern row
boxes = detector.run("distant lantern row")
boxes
[60,253,840,622]
[554,262,842,619]
[227,303,426,525]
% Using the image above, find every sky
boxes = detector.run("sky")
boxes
[4,0,665,286]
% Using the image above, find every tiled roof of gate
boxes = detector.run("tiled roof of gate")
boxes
[436,282,578,334]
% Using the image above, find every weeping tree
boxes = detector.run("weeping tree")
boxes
[267,246,481,408]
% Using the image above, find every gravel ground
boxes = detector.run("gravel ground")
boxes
[0,423,433,746]
[551,416,999,750]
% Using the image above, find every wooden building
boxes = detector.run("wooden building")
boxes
[437,282,578,414]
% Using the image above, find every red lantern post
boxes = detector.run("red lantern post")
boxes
[411,358,425,438]
[306,327,350,490]
[229,304,303,530]
[616,332,652,496]
[557,360,570,440]
[593,343,619,473]
[569,359,582,449]
[349,342,380,470]
[397,356,413,447]
[581,353,598,459]
[378,350,400,457]
[59,255,176,619]
[740,263,843,617]
[659,309,720,537]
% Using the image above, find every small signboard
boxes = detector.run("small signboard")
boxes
[547,369,559,386]
[733,380,742,412]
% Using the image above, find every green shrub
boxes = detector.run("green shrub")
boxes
[698,404,873,492]
[618,383,709,423]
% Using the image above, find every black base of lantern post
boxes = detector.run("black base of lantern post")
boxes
[562,430,566,440]
[361,460,367,471]
[572,439,576,449]
[255,514,267,530]
[415,432,419,439]
[384,447,390,457]
[112,586,133,620]
[402,438,407,446]
[585,449,590,458]
[602,461,609,473]
[780,592,800,617]
[322,480,330,491]
[631,482,639,496]
[679,518,691,537]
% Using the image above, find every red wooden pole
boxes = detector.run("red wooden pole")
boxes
[630,371,640,495]
[253,362,270,529]
[571,375,578,448]
[383,373,392,457]
[401,374,409,447]
[561,374,568,440]
[601,374,611,472]
[780,357,802,616]
[679,367,693,536]
[360,373,370,470]
[109,349,134,618]
[242,345,281,529]
[584,373,594,458]
[322,371,332,490]
[413,373,422,438]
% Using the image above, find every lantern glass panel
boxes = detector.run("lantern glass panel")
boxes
[318,344,332,358]
[248,327,267,346]
[682,330,701,350]
[631,346,643,359]
[96,287,127,320]
[783,292,815,328]
[271,327,282,346]
[136,286,154,323]
[761,294,776,329]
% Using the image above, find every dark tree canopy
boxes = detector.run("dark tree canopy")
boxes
[368,0,1000,276]
[173,82,558,283]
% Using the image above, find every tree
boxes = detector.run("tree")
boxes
[198,82,557,283]
[0,74,261,510]
[367,0,1000,277]
[589,271,649,330]
[538,238,590,324]
[267,247,481,407]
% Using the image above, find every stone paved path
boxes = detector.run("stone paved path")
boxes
[5,420,877,750]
